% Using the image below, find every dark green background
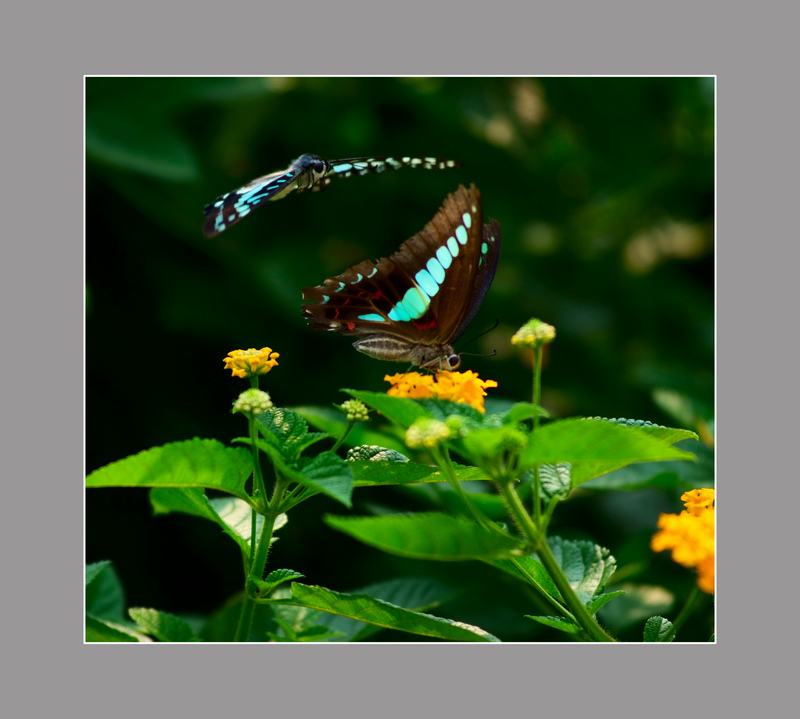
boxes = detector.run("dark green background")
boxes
[86,77,714,640]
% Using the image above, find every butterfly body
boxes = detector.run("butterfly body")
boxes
[302,184,501,371]
[203,153,459,237]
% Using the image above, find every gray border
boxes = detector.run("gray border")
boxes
[11,0,765,714]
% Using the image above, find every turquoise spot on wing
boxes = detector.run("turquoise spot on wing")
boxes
[436,246,452,269]
[401,288,429,319]
[322,295,329,302]
[388,303,411,322]
[427,257,446,283]
[415,269,439,298]
[334,282,345,292]
[367,267,378,278]
[359,313,385,322]
[354,273,363,283]
[447,237,459,257]
[456,225,468,245]
[482,242,488,254]
[333,163,353,173]
[462,212,472,229]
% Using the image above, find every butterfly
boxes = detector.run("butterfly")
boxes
[301,184,501,371]
[203,153,460,237]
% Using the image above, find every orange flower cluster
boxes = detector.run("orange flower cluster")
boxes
[384,370,498,413]
[651,488,715,594]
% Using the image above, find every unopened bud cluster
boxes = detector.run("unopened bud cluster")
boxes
[511,319,556,347]
[233,388,273,415]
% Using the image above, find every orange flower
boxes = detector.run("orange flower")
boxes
[651,488,715,593]
[385,370,497,413]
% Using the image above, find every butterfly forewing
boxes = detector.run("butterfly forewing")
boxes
[301,184,501,370]
[203,153,460,237]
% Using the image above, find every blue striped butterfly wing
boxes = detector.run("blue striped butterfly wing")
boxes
[203,154,460,237]
[301,184,501,371]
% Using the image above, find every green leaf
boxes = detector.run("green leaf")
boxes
[253,569,306,596]
[257,407,329,461]
[351,460,487,487]
[86,438,253,500]
[148,487,287,559]
[325,512,524,561]
[587,417,698,443]
[86,615,140,642]
[506,402,549,424]
[85,562,127,623]
[252,438,354,507]
[85,560,111,588]
[296,452,354,507]
[274,583,499,642]
[129,608,201,642]
[294,406,406,452]
[307,577,464,642]
[643,616,674,642]
[587,590,626,615]
[539,463,572,501]
[344,390,431,428]
[347,445,409,462]
[486,555,559,600]
[525,615,580,634]
[547,536,617,604]
[581,438,713,490]
[517,418,696,483]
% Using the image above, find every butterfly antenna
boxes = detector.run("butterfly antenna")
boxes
[457,319,500,351]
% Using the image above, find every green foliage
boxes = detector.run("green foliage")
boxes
[325,512,525,561]
[86,438,254,499]
[87,78,713,642]
[643,616,674,642]
[272,583,499,642]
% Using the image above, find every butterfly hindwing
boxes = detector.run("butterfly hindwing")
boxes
[203,154,460,237]
[301,184,501,370]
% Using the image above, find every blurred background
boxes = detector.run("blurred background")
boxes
[86,77,714,641]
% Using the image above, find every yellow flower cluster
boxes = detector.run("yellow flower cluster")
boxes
[384,370,498,413]
[651,488,715,594]
[223,347,280,378]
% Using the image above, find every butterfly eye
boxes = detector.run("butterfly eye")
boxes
[447,354,461,370]
[313,161,326,173]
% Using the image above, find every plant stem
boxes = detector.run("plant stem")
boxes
[330,419,356,453]
[663,585,704,642]
[497,479,616,642]
[530,343,544,525]
[234,469,290,642]
[436,446,491,529]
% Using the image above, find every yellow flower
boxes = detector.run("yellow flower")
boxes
[511,318,556,347]
[384,372,436,400]
[651,488,715,594]
[223,347,279,378]
[384,370,497,413]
